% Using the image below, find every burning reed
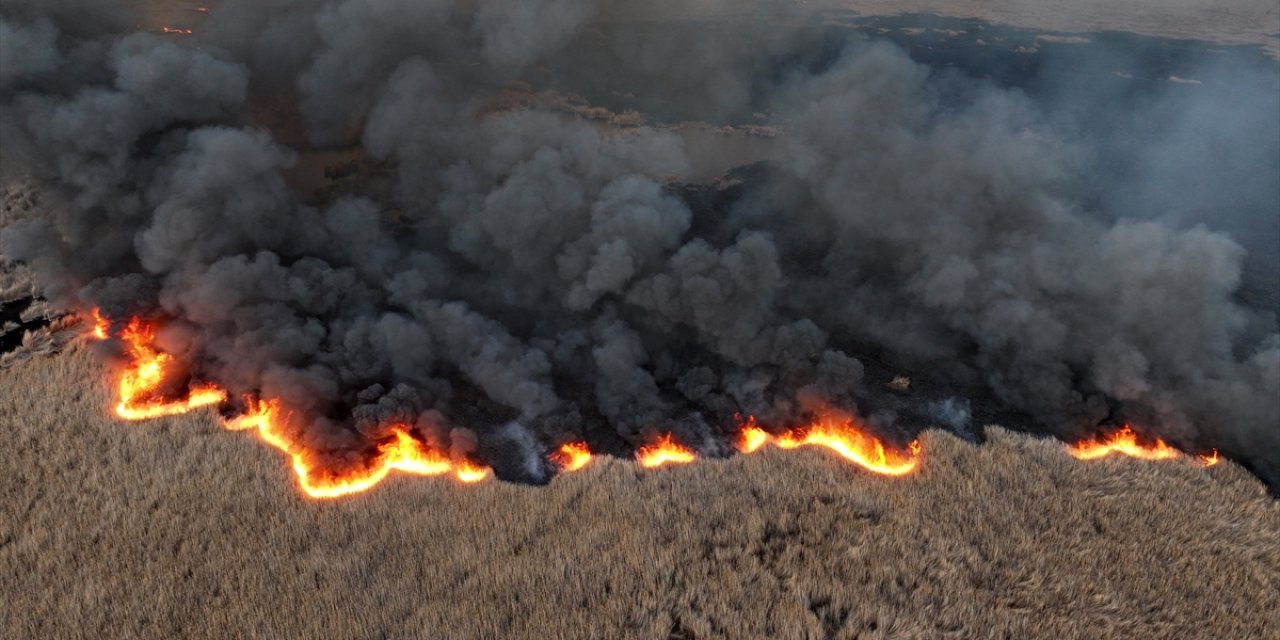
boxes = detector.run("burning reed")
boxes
[1,0,1276,493]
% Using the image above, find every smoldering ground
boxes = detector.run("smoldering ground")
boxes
[1,1,1276,487]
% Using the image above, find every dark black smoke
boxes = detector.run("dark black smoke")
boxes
[2,1,1276,487]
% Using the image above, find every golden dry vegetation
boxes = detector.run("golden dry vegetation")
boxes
[2,346,1278,640]
[138,0,1280,59]
[830,0,1280,57]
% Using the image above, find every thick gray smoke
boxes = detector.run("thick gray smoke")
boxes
[2,1,1276,486]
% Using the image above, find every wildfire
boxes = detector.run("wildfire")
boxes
[739,424,770,454]
[85,309,1224,499]
[1068,426,1221,467]
[455,461,493,483]
[550,441,593,472]
[93,310,490,499]
[636,434,698,468]
[161,26,193,35]
[735,414,920,476]
[1068,425,1186,462]
[114,316,227,420]
[226,399,491,498]
[89,308,109,340]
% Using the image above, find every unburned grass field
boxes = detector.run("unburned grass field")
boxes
[2,347,1278,640]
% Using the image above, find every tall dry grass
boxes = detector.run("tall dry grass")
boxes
[2,347,1277,639]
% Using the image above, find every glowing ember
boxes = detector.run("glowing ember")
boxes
[161,26,193,35]
[735,413,920,476]
[114,317,227,420]
[550,441,593,472]
[636,434,697,468]
[1067,425,1182,462]
[1199,449,1221,467]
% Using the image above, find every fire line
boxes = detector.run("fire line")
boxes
[1067,425,1220,467]
[635,433,698,468]
[84,310,1222,499]
[735,415,920,476]
[113,316,227,420]
[91,310,491,498]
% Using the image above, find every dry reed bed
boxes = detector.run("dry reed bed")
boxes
[2,347,1277,639]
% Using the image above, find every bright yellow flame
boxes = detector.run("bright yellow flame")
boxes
[551,441,593,472]
[735,413,920,476]
[226,399,488,498]
[1068,425,1182,461]
[93,310,1225,495]
[455,461,492,483]
[738,424,770,454]
[113,317,227,420]
[636,434,697,468]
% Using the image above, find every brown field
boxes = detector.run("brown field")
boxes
[5,4,1278,637]
[1,346,1277,640]
[138,1,1280,58]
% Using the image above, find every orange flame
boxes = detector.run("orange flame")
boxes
[739,424,771,454]
[550,441,593,472]
[636,433,697,468]
[1067,425,1183,462]
[225,399,490,498]
[89,308,109,340]
[1198,449,1221,467]
[735,414,920,476]
[114,317,227,420]
[455,461,493,483]
[94,311,1232,497]
[161,26,193,35]
[96,312,489,498]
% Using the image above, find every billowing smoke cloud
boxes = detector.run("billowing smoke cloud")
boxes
[2,1,1276,486]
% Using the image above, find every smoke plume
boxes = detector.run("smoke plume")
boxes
[2,0,1276,486]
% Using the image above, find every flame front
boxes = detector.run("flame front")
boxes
[551,441,593,472]
[160,26,193,35]
[1068,426,1220,467]
[96,311,490,499]
[85,310,1227,498]
[114,316,227,420]
[227,399,489,498]
[636,434,698,468]
[454,461,492,483]
[1067,425,1184,462]
[736,414,920,476]
[739,424,770,454]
